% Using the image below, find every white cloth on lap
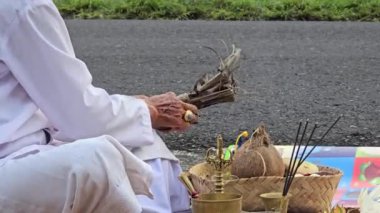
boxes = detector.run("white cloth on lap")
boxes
[0,135,190,213]
[0,135,153,213]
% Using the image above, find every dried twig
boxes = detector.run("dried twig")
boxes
[178,45,241,109]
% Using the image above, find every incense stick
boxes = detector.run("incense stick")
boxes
[299,116,342,165]
[282,116,342,196]
[282,121,302,196]
[287,121,309,190]
[285,123,318,195]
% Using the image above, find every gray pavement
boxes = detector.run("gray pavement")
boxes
[65,20,380,169]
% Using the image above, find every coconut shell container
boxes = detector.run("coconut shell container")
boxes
[184,124,343,213]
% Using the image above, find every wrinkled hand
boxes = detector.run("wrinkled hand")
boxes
[137,92,198,131]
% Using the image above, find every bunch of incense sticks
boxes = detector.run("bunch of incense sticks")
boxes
[282,115,342,197]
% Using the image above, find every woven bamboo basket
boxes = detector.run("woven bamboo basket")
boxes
[188,162,343,213]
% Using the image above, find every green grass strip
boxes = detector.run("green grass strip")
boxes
[54,0,380,21]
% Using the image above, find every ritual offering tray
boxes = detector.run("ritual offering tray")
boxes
[188,163,342,212]
[185,119,343,213]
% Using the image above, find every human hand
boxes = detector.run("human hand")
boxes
[138,92,198,131]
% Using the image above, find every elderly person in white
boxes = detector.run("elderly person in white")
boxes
[0,0,198,212]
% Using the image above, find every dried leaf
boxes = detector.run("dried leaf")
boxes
[178,45,241,109]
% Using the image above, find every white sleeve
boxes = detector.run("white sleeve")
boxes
[0,1,155,147]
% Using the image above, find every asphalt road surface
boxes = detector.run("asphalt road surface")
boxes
[65,20,380,167]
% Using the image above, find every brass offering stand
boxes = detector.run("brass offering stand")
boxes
[191,134,242,213]
[205,134,233,193]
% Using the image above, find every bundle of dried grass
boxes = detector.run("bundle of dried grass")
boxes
[177,45,241,109]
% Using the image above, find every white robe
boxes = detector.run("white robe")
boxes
[0,0,189,212]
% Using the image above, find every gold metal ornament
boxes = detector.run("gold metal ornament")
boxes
[191,134,242,213]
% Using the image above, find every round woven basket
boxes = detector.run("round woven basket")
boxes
[188,162,343,213]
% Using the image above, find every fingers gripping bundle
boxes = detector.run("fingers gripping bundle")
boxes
[143,92,198,131]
